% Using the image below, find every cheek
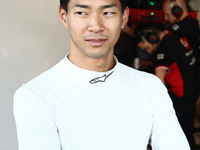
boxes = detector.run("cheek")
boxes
[106,17,122,31]
[169,15,176,22]
[68,22,83,39]
[106,20,121,40]
[68,16,86,31]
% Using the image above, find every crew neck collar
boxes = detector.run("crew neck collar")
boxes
[58,55,119,85]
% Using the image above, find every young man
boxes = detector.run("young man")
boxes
[135,22,199,150]
[14,0,190,150]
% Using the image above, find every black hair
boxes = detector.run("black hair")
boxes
[120,0,128,13]
[60,0,127,13]
[60,0,69,13]
[134,22,165,44]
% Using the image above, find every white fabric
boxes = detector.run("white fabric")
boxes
[13,56,190,150]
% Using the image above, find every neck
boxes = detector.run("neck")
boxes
[180,11,188,21]
[68,51,116,72]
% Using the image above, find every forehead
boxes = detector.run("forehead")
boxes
[162,0,171,13]
[68,0,122,10]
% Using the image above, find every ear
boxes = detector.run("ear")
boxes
[59,7,68,28]
[121,7,129,29]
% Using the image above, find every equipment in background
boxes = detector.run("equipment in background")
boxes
[170,0,183,18]
[139,30,160,44]
[129,8,198,23]
[129,9,163,23]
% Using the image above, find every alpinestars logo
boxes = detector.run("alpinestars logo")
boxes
[90,71,114,84]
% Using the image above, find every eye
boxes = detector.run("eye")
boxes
[76,12,87,16]
[103,12,115,16]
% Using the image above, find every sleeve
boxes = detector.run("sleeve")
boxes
[154,45,173,71]
[150,78,190,150]
[13,87,61,150]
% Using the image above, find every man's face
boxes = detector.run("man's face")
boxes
[162,0,177,24]
[60,0,128,59]
[137,41,158,54]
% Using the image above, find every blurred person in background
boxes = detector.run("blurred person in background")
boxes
[162,0,200,70]
[135,22,200,150]
[163,0,200,137]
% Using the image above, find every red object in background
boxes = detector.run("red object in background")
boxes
[188,11,197,19]
[129,8,197,23]
[129,9,163,23]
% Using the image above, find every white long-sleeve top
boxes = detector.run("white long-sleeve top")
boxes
[13,56,190,150]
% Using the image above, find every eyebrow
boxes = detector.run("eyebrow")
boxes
[74,4,117,10]
[74,4,92,9]
[100,4,117,9]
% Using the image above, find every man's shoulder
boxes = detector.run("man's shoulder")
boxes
[118,63,168,102]
[117,63,161,89]
[159,34,187,57]
[161,33,181,47]
[170,16,199,32]
[26,61,64,87]
[14,58,68,103]
[182,15,198,24]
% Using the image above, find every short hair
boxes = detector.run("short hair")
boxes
[162,0,187,10]
[60,0,127,13]
[134,22,165,44]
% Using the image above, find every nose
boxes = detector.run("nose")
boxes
[88,14,104,33]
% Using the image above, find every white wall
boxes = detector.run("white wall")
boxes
[189,0,200,11]
[0,0,70,149]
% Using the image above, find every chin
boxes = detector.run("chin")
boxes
[87,52,108,59]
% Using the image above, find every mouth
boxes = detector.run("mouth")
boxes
[86,39,107,47]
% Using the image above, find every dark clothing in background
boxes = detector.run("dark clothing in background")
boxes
[169,92,196,150]
[168,15,200,74]
[127,0,138,8]
[138,47,155,74]
[114,32,136,67]
[154,31,199,150]
[155,31,199,100]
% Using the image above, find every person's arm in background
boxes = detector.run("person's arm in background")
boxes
[155,68,167,85]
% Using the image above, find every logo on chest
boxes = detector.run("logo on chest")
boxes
[90,71,114,84]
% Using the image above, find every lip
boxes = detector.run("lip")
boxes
[87,39,106,47]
